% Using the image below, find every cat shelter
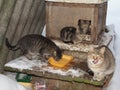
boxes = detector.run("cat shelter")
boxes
[46,0,107,44]
[0,0,115,90]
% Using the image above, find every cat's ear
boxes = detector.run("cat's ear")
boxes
[99,47,106,54]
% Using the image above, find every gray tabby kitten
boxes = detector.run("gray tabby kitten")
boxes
[6,34,62,61]
[60,26,76,44]
[78,19,91,35]
[87,45,115,81]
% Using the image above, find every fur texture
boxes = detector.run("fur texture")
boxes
[6,34,62,61]
[78,19,91,35]
[87,45,115,81]
[60,26,76,44]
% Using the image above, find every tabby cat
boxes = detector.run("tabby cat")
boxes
[60,26,76,44]
[78,19,91,35]
[87,45,115,81]
[5,34,62,61]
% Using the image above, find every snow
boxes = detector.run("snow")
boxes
[52,39,99,52]
[105,0,120,90]
[0,74,27,90]
[5,56,86,78]
[5,56,47,71]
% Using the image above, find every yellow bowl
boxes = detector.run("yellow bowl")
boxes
[48,54,73,68]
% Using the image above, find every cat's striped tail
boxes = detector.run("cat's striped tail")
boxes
[5,38,19,51]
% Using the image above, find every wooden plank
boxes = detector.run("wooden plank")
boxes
[32,76,102,90]
[51,29,112,53]
[92,5,99,44]
[4,54,113,89]
[4,65,105,87]
[102,2,107,31]
[46,1,100,8]
[4,50,113,89]
[63,50,87,60]
[45,0,108,4]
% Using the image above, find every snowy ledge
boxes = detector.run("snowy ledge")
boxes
[52,30,113,53]
[45,0,108,4]
[4,56,107,86]
[4,56,86,77]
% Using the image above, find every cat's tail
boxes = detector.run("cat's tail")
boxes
[5,38,19,51]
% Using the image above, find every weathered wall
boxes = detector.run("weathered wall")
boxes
[0,0,45,73]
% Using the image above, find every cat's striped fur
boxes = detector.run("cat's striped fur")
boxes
[60,26,76,44]
[6,34,62,61]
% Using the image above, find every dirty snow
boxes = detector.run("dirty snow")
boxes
[5,56,86,77]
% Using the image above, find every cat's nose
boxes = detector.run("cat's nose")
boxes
[93,59,98,64]
[93,56,98,60]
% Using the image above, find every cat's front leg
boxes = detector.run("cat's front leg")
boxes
[93,72,105,81]
[96,72,105,81]
[93,72,98,81]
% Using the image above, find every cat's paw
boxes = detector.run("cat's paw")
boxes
[93,77,102,81]
[93,76,97,81]
[96,77,104,81]
[93,75,104,81]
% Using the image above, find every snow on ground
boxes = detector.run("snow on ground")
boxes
[0,74,27,90]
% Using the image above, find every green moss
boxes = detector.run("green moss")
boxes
[73,78,104,86]
[4,66,105,87]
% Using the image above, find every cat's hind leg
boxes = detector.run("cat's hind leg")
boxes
[24,51,39,60]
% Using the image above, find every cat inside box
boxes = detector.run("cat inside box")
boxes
[60,19,91,44]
